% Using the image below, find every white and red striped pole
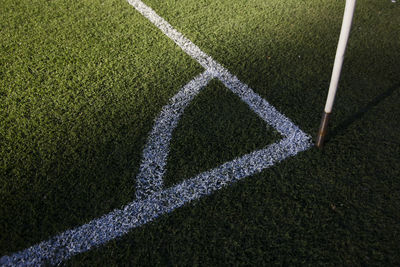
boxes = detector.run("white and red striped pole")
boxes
[316,0,357,148]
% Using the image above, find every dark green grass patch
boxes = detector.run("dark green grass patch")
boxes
[70,86,400,266]
[70,0,399,265]
[1,0,400,265]
[0,0,202,254]
[164,79,281,187]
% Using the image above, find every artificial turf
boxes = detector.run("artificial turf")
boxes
[1,0,400,265]
[164,79,281,187]
[0,0,203,254]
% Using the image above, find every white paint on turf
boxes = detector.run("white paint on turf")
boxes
[135,70,214,199]
[0,0,312,265]
[127,0,304,138]
[127,0,222,73]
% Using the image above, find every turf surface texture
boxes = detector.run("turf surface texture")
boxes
[1,0,399,265]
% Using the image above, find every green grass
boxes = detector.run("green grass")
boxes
[164,79,281,187]
[1,0,400,265]
[144,0,400,134]
[0,0,203,254]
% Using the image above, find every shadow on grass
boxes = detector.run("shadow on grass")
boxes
[326,82,400,143]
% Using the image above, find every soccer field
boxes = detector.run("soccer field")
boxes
[1,0,399,265]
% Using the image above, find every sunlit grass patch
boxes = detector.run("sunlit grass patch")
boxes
[0,0,202,254]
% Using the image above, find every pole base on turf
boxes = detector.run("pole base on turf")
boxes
[316,112,330,148]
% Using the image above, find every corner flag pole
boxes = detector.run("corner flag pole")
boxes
[316,0,357,148]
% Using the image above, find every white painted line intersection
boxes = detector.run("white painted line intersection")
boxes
[0,0,312,265]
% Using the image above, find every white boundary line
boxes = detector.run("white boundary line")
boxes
[131,0,309,200]
[0,0,312,265]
